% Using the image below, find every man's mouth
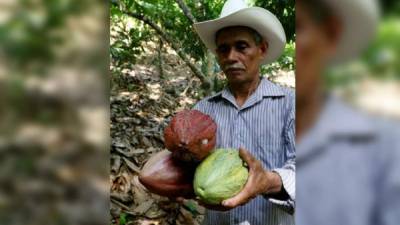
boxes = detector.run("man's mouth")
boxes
[223,64,245,74]
[224,65,245,69]
[225,68,244,74]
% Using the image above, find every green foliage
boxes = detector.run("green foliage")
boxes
[183,200,200,216]
[253,0,295,41]
[325,18,400,88]
[262,41,295,75]
[110,8,151,66]
[382,1,400,16]
[111,0,207,66]
[111,0,295,71]
[363,18,400,78]
[118,213,127,225]
[0,0,86,71]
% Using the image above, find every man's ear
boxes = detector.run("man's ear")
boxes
[259,41,268,59]
[325,16,343,57]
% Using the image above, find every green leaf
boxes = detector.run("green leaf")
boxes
[119,213,127,225]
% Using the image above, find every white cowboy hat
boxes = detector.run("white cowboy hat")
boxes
[193,0,286,65]
[322,0,380,64]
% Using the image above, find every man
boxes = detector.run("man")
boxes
[296,0,400,225]
[191,0,295,224]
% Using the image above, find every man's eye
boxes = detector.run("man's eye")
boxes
[236,44,248,51]
[217,46,229,54]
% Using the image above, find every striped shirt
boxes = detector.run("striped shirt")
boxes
[194,77,295,225]
[297,96,400,225]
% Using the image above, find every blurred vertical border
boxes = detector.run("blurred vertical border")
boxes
[0,0,109,225]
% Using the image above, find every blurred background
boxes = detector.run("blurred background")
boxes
[325,0,400,118]
[296,0,400,224]
[0,0,108,225]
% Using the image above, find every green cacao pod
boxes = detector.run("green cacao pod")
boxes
[193,148,249,205]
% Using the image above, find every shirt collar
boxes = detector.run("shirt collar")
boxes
[316,95,375,135]
[297,95,377,159]
[208,77,286,102]
[257,77,287,97]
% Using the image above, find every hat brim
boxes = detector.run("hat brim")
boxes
[324,0,379,64]
[193,7,286,65]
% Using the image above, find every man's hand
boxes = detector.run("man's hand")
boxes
[220,147,283,208]
[172,197,233,211]
[173,147,284,211]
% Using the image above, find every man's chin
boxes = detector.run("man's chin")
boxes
[227,79,251,88]
[226,76,244,84]
[225,69,245,77]
[225,71,245,82]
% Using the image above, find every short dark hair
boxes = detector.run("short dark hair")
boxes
[215,26,264,46]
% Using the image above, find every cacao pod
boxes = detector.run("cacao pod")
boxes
[139,150,196,198]
[164,110,217,162]
[193,148,249,205]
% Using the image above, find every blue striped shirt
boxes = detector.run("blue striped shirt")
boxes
[194,77,295,225]
[297,96,400,225]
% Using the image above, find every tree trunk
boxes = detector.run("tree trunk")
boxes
[174,0,197,23]
[206,50,214,77]
[158,38,164,79]
[126,12,211,91]
[173,0,218,91]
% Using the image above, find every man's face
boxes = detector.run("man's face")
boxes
[215,27,267,84]
[296,1,341,103]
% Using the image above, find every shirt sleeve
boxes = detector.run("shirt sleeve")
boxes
[193,98,208,113]
[265,93,296,214]
[193,101,204,111]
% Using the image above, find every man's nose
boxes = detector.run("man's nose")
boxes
[225,49,239,63]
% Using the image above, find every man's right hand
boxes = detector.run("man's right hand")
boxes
[196,200,233,211]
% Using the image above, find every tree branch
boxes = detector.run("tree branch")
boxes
[174,0,219,86]
[174,0,197,23]
[126,12,211,90]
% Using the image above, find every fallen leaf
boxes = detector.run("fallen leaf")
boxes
[123,158,141,173]
[133,199,154,214]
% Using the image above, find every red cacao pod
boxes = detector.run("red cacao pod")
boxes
[139,150,196,198]
[164,110,217,162]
